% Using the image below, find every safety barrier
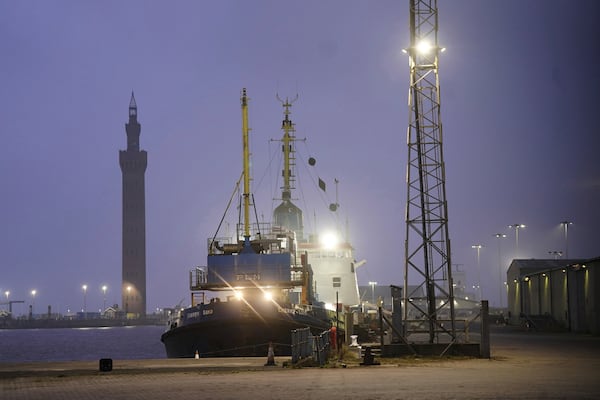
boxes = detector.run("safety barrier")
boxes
[291,328,331,366]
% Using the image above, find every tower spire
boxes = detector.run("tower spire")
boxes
[125,92,141,151]
[129,91,137,120]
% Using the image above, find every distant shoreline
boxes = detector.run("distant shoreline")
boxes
[0,318,164,330]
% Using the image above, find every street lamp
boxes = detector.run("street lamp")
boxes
[508,224,526,257]
[493,233,507,308]
[560,221,573,258]
[126,285,132,314]
[102,285,107,315]
[368,281,377,304]
[82,284,87,318]
[30,289,36,317]
[471,245,483,301]
[4,291,10,314]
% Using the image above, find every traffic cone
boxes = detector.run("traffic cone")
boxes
[264,342,276,366]
[194,350,199,359]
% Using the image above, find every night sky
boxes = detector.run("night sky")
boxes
[1,1,599,314]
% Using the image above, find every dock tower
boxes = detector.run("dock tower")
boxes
[403,0,456,346]
[119,93,147,317]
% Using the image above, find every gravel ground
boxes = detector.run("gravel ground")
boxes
[2,328,599,400]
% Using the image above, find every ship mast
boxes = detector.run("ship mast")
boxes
[272,95,305,241]
[241,88,251,241]
[278,94,298,200]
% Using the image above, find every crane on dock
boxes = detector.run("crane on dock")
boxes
[0,300,25,315]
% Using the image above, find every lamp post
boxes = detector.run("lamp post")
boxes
[126,285,132,315]
[102,285,107,315]
[368,281,377,304]
[560,221,573,258]
[493,233,507,308]
[30,289,36,317]
[82,284,87,318]
[471,245,483,301]
[4,291,9,314]
[508,224,526,258]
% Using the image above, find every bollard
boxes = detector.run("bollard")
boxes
[480,300,490,358]
[359,347,380,366]
[99,358,112,372]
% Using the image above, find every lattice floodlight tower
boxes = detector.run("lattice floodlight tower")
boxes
[403,0,456,345]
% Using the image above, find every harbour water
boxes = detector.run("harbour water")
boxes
[0,325,166,363]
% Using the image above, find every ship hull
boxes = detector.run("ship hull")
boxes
[161,300,331,357]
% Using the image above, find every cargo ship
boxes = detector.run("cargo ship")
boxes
[161,89,336,357]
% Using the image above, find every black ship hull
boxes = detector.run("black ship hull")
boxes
[161,299,331,358]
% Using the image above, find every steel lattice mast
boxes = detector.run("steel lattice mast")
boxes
[403,0,456,344]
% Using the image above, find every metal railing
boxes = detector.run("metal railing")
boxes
[291,327,331,366]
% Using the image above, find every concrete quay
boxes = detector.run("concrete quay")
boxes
[2,328,599,400]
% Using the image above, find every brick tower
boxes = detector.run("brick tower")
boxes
[119,92,147,317]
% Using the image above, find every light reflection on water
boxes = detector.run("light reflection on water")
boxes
[0,325,166,362]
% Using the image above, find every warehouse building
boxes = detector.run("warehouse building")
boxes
[507,257,599,334]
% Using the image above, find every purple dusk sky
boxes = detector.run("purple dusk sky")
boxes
[1,1,598,314]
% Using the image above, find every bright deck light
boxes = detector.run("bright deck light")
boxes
[263,291,273,301]
[320,231,339,249]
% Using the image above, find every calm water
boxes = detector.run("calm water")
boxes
[0,325,166,363]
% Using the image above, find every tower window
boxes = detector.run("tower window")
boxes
[332,277,341,288]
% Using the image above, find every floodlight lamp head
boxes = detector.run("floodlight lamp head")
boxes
[403,41,445,57]
[416,40,432,54]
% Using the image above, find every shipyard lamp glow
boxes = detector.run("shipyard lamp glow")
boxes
[319,231,340,250]
[402,40,446,55]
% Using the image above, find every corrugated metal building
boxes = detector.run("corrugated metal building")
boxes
[507,257,600,334]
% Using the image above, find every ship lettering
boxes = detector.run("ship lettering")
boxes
[235,273,261,281]
[203,309,213,316]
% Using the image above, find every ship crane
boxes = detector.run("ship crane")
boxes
[0,300,25,314]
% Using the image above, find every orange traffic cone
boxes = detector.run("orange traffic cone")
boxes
[194,350,199,359]
[264,342,276,366]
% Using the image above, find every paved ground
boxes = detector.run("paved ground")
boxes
[2,327,599,399]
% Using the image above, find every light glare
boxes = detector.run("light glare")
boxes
[320,231,339,249]
[416,40,432,54]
